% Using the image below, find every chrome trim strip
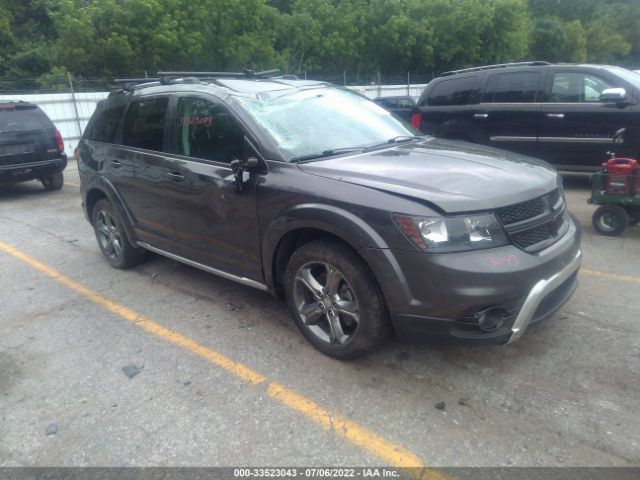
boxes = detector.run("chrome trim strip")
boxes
[137,241,269,291]
[539,137,623,144]
[508,248,582,343]
[490,136,537,142]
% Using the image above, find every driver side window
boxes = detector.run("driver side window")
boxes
[177,97,244,163]
[550,73,613,103]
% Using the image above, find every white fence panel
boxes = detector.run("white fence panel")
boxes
[0,83,427,153]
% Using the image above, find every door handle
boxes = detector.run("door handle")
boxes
[546,113,565,119]
[474,113,489,119]
[165,171,185,181]
[110,160,122,168]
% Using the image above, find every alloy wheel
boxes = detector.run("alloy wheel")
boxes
[293,262,360,346]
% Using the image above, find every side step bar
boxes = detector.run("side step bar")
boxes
[137,241,269,292]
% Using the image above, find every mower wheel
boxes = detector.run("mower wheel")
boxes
[592,205,629,236]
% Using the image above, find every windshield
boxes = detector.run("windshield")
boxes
[233,87,417,161]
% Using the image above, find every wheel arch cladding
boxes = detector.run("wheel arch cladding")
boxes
[263,203,390,292]
[85,177,138,246]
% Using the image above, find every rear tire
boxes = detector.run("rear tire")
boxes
[592,205,629,236]
[284,239,390,360]
[41,172,63,191]
[92,199,145,269]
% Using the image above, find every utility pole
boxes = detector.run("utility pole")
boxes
[68,72,82,146]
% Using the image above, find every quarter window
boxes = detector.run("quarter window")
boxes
[87,105,125,143]
[550,73,613,103]
[483,72,540,103]
[122,98,168,151]
[176,98,244,163]
[427,76,479,106]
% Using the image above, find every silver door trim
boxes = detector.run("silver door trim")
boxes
[137,241,269,291]
[490,136,537,142]
[538,137,623,144]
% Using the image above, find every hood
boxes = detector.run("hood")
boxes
[298,138,559,213]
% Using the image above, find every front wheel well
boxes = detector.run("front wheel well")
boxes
[272,228,354,297]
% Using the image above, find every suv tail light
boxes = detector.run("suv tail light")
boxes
[411,113,422,129]
[54,128,65,153]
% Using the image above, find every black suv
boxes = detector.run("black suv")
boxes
[415,62,640,170]
[77,71,582,359]
[0,101,67,189]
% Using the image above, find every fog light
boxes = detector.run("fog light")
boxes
[477,307,508,332]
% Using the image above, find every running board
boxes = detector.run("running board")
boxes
[137,241,269,292]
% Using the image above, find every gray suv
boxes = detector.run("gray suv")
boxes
[77,71,582,359]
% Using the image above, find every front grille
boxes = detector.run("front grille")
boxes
[497,188,569,252]
[496,197,545,224]
[511,223,553,249]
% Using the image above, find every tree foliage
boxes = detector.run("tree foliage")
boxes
[0,0,639,90]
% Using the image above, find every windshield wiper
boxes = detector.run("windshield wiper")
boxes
[290,147,364,163]
[363,135,421,152]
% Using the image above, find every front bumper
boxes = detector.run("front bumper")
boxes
[361,214,582,345]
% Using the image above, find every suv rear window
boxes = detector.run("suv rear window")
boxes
[0,104,53,133]
[86,105,125,143]
[483,72,540,103]
[427,76,479,106]
[122,98,169,151]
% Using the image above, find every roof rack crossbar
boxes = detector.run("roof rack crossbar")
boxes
[441,61,551,77]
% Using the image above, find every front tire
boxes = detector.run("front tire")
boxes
[284,239,390,360]
[41,172,63,190]
[592,204,629,236]
[92,199,145,269]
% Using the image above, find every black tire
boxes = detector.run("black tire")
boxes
[592,204,629,236]
[41,172,64,191]
[284,238,390,360]
[92,199,145,269]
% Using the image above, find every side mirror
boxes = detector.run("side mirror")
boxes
[245,156,261,171]
[600,88,627,104]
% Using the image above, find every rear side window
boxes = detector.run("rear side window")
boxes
[427,76,478,106]
[176,97,244,163]
[483,72,540,103]
[0,104,52,132]
[86,105,125,143]
[122,98,169,151]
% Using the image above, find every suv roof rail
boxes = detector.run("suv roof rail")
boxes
[113,78,161,91]
[441,61,551,77]
[157,69,281,84]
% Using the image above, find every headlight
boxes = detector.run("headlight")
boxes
[393,213,508,252]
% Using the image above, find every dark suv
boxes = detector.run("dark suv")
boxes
[77,71,582,359]
[415,62,640,170]
[0,101,67,189]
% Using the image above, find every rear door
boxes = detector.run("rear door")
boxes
[110,96,176,250]
[476,70,543,158]
[163,95,263,281]
[539,68,636,169]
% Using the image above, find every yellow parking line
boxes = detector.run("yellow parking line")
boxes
[0,240,437,475]
[581,268,640,283]
[64,182,80,187]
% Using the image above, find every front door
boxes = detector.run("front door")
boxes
[539,70,634,169]
[163,96,263,282]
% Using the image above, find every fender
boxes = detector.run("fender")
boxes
[86,174,139,247]
[262,202,390,286]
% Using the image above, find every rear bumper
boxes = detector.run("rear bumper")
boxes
[0,156,67,183]
[361,214,582,345]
